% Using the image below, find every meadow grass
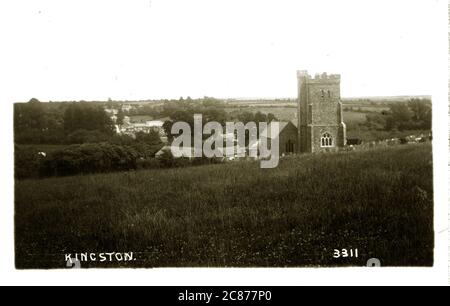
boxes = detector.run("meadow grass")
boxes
[15,144,434,268]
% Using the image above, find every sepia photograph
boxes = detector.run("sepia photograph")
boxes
[14,73,434,269]
[1,0,449,287]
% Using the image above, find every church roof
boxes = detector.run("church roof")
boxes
[260,120,297,139]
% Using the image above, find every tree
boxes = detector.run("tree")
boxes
[237,111,255,124]
[365,113,387,130]
[254,111,267,123]
[117,108,125,126]
[163,120,175,141]
[203,108,228,125]
[267,113,278,122]
[368,99,432,132]
[135,130,161,145]
[15,99,46,130]
[385,103,413,131]
[29,98,41,103]
[408,99,432,129]
[67,129,109,144]
[14,99,66,144]
[63,103,115,136]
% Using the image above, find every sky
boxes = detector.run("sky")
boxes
[0,0,445,101]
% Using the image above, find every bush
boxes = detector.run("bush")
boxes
[66,129,111,144]
[131,143,164,159]
[16,142,223,179]
[365,113,387,130]
[40,143,139,177]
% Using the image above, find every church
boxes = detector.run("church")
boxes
[297,70,347,153]
[263,70,347,155]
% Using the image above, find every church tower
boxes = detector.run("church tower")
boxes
[297,70,346,153]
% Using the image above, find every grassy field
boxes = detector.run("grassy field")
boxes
[346,129,431,142]
[247,106,297,121]
[15,144,434,268]
[343,111,368,125]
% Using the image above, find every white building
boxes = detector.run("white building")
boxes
[105,108,118,115]
[121,104,133,112]
[119,118,167,140]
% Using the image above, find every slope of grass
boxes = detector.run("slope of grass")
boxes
[15,144,434,268]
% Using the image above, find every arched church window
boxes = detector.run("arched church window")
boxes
[328,90,331,98]
[321,133,333,147]
[321,90,325,98]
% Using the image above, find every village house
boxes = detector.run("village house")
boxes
[119,118,168,142]
[105,108,119,123]
[121,104,133,112]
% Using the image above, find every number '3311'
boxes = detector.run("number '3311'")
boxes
[333,249,359,258]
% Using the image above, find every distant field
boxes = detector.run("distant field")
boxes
[343,106,390,112]
[227,105,370,126]
[225,100,296,107]
[343,111,368,124]
[342,95,431,103]
[227,106,297,121]
[15,144,434,268]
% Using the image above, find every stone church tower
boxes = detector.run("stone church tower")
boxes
[297,70,346,153]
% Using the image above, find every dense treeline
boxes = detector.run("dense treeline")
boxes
[362,99,432,131]
[14,99,165,179]
[14,97,278,144]
[14,99,116,144]
[40,143,140,177]
[15,141,161,179]
[63,103,115,135]
[15,143,225,180]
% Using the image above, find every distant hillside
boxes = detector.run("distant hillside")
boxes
[223,95,431,107]
[19,95,431,106]
[342,95,432,103]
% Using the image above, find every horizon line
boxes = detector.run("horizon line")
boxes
[18,94,432,103]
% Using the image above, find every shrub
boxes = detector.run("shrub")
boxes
[40,143,139,177]
[66,129,111,144]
